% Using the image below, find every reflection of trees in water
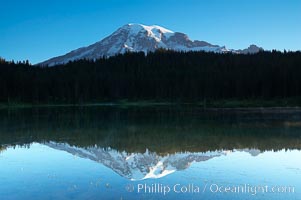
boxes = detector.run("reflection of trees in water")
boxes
[0,107,301,153]
[0,144,30,154]
[0,146,7,153]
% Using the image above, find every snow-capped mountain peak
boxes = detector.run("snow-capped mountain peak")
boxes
[114,23,174,42]
[126,23,174,35]
[39,23,263,66]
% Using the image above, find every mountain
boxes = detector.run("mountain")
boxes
[45,142,261,181]
[237,44,264,54]
[40,23,263,66]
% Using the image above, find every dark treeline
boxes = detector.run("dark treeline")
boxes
[0,50,301,103]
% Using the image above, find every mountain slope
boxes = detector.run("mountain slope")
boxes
[237,44,264,54]
[40,23,262,66]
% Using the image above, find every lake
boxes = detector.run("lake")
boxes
[0,106,300,200]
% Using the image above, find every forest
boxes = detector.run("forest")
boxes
[0,50,301,104]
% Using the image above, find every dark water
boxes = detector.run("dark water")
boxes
[0,106,300,200]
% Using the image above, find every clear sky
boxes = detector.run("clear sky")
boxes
[1,0,300,64]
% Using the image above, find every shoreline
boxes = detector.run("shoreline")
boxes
[1,99,301,110]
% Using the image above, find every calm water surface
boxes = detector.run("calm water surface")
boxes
[0,106,300,200]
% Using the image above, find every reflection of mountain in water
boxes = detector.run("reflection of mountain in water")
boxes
[46,142,260,180]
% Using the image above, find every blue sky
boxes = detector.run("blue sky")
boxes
[1,0,300,64]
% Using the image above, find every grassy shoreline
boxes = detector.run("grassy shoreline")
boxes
[1,98,301,109]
